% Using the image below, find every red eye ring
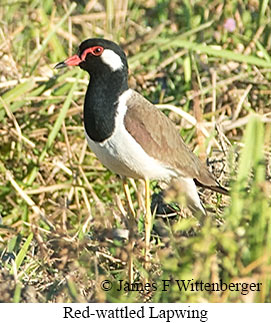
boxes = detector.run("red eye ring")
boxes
[92,46,103,55]
[81,46,104,61]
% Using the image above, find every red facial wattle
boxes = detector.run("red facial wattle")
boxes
[64,54,82,66]
[55,46,104,69]
[80,46,104,61]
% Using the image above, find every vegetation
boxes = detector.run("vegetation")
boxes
[0,0,271,302]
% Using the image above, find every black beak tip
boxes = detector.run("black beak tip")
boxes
[54,61,67,69]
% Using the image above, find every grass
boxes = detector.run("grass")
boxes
[0,0,271,302]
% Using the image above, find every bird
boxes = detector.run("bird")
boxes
[55,38,228,277]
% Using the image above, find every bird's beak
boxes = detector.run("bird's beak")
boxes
[54,54,82,69]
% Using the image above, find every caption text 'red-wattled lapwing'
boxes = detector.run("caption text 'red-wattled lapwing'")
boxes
[55,38,228,280]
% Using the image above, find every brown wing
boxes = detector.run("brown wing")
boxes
[124,90,227,192]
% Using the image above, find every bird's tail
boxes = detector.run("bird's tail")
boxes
[194,179,229,195]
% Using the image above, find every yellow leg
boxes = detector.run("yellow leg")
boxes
[144,178,152,266]
[123,178,136,283]
[123,179,136,219]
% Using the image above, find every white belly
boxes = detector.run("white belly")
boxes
[85,128,176,181]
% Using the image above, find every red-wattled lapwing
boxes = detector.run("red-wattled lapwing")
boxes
[55,38,228,278]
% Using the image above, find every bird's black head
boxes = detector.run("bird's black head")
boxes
[55,38,128,75]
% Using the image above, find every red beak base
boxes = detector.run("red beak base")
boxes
[55,54,82,69]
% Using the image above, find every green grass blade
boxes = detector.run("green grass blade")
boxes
[255,40,271,62]
[0,79,36,120]
[128,20,214,68]
[175,40,271,67]
[183,55,192,83]
[259,0,269,26]
[236,116,257,183]
[229,115,265,226]
[39,69,83,163]
[10,232,33,276]
[39,7,66,60]
[253,118,265,183]
[13,282,22,303]
[30,2,77,73]
[25,69,83,186]
[66,277,80,302]
[130,38,271,69]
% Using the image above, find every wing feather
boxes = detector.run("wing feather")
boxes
[124,90,224,191]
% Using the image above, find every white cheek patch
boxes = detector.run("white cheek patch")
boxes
[101,49,123,71]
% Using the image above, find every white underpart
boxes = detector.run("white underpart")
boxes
[176,178,206,215]
[85,89,205,215]
[100,49,123,71]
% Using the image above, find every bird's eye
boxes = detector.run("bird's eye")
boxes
[92,46,103,56]
[80,46,104,61]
